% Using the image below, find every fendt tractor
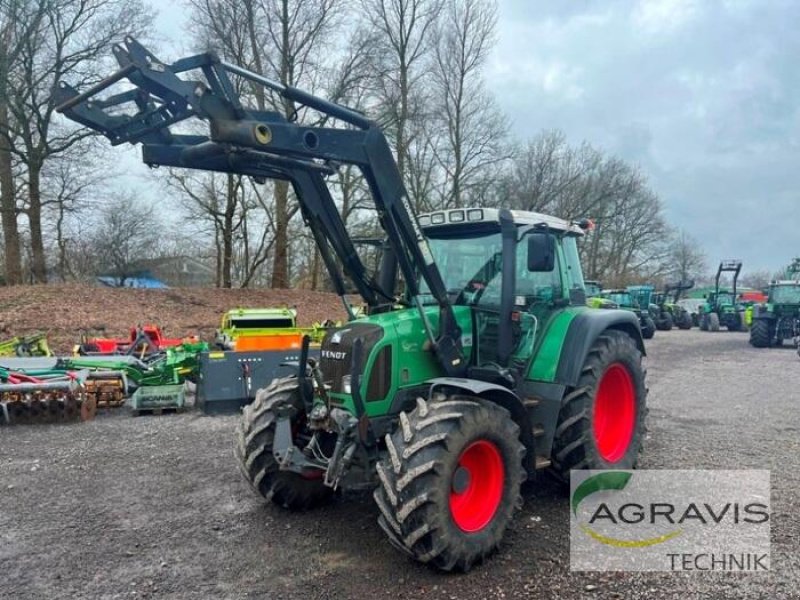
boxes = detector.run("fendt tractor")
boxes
[701,260,745,332]
[749,280,800,347]
[57,38,648,571]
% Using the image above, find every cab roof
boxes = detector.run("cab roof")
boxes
[418,208,586,235]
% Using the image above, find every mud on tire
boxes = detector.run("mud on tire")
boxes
[550,330,647,478]
[235,376,333,510]
[373,396,525,572]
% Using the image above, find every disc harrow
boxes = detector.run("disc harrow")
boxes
[0,370,97,425]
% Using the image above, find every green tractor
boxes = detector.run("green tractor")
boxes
[700,260,745,332]
[627,285,662,332]
[57,39,649,572]
[652,280,694,330]
[600,289,656,339]
[585,280,618,309]
[749,281,800,347]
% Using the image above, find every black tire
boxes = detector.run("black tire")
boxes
[374,396,525,572]
[726,313,743,332]
[700,314,708,331]
[677,311,692,330]
[709,312,720,332]
[641,316,656,339]
[749,320,772,347]
[551,330,647,478]
[656,313,673,331]
[235,376,333,510]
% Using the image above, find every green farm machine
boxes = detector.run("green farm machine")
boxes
[57,38,648,571]
[652,280,694,330]
[700,260,745,332]
[749,280,800,347]
[600,289,656,339]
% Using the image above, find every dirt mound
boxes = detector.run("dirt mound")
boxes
[0,284,346,354]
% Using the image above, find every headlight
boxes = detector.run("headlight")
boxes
[341,374,351,394]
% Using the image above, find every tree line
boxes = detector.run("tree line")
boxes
[0,0,706,290]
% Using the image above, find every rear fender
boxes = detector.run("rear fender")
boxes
[555,309,645,388]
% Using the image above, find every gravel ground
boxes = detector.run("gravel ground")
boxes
[1,329,798,599]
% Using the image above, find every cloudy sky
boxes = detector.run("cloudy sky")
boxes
[146,0,798,271]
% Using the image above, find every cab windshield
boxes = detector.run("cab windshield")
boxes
[418,227,564,307]
[771,285,800,304]
[608,293,632,307]
[418,230,503,306]
[714,292,734,305]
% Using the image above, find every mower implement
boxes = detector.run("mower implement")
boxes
[0,333,53,357]
[57,38,648,571]
[76,324,196,357]
[214,307,331,351]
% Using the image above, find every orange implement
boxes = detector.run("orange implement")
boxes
[233,332,304,352]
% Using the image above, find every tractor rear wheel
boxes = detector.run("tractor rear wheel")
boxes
[374,396,525,571]
[235,377,333,510]
[709,312,720,331]
[677,311,693,329]
[656,313,673,331]
[551,330,647,478]
[749,320,772,347]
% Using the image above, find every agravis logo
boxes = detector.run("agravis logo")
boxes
[570,470,771,572]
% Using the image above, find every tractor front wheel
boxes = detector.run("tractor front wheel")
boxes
[235,377,333,510]
[551,330,647,477]
[708,312,721,332]
[656,313,673,331]
[677,311,693,329]
[374,396,525,571]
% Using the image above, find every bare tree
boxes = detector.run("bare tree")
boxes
[0,0,47,284]
[361,0,442,191]
[429,0,508,208]
[1,0,152,283]
[665,229,707,284]
[91,196,162,286]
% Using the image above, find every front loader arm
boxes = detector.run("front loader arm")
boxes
[55,36,467,377]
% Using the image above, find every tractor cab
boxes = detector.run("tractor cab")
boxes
[415,208,589,376]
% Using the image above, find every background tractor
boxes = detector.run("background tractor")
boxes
[652,280,694,330]
[627,285,663,332]
[585,280,617,309]
[700,260,745,332]
[57,38,648,572]
[600,289,656,339]
[749,281,800,347]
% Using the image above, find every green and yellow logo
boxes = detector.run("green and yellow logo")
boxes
[572,471,682,548]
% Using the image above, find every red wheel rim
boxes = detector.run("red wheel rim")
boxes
[449,440,505,533]
[593,363,636,462]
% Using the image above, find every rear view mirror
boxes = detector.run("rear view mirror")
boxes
[527,232,556,272]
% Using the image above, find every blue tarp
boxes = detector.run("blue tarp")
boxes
[96,276,169,289]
